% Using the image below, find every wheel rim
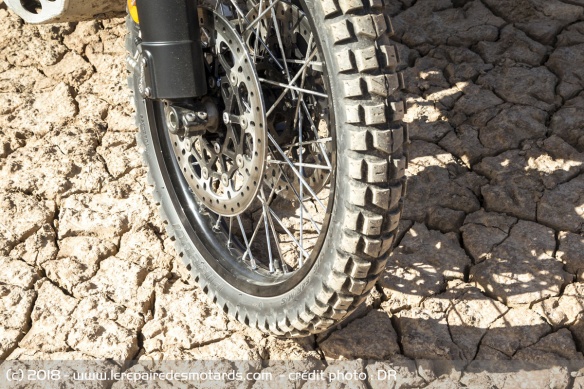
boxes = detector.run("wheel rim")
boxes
[154,0,336,294]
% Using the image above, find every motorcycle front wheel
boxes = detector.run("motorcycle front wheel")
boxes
[126,0,407,336]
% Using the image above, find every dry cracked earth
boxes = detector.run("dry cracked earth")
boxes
[1,0,584,387]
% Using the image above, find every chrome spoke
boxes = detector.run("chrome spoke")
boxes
[265,207,289,274]
[282,137,332,149]
[241,170,284,262]
[228,216,233,248]
[282,136,333,150]
[261,200,310,259]
[242,212,265,261]
[259,78,328,99]
[268,150,322,234]
[292,33,313,131]
[265,49,319,116]
[281,58,322,67]
[252,0,264,62]
[255,55,323,68]
[268,133,327,211]
[237,215,257,269]
[267,160,332,171]
[294,44,311,266]
[244,0,279,33]
[269,0,293,84]
[298,104,304,268]
[262,205,275,273]
[301,100,333,169]
[227,0,284,70]
[261,171,290,273]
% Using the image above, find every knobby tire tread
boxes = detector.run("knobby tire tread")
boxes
[126,0,408,337]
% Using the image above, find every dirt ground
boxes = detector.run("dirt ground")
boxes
[1,0,583,387]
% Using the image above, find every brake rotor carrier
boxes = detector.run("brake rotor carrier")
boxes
[169,10,267,216]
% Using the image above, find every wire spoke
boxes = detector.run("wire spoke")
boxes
[262,205,275,272]
[226,0,285,70]
[260,78,328,99]
[267,150,322,234]
[261,200,310,259]
[268,133,327,211]
[244,0,279,32]
[237,215,257,268]
[269,0,293,84]
[227,216,233,247]
[265,48,319,116]
[254,56,323,68]
[301,100,333,169]
[267,160,331,171]
[265,207,289,274]
[282,137,332,149]
[268,57,323,67]
[252,0,264,62]
[298,103,304,268]
[241,212,265,261]
[261,171,291,273]
[241,169,285,262]
[292,33,313,131]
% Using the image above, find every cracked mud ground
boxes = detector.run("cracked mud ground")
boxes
[0,0,583,387]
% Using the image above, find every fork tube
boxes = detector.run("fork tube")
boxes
[136,0,208,99]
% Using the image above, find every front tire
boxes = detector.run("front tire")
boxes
[126,0,407,337]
